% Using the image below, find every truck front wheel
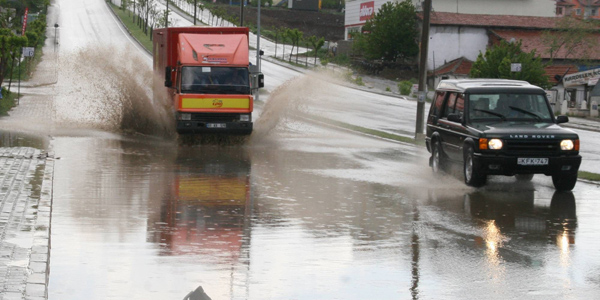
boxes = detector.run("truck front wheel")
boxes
[464,146,486,187]
[552,172,578,191]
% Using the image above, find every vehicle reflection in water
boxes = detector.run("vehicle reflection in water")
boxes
[460,186,577,272]
[466,189,577,247]
[425,185,578,294]
[148,146,251,265]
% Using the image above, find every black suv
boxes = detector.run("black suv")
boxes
[426,79,581,191]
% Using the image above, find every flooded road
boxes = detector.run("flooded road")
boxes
[41,125,599,300]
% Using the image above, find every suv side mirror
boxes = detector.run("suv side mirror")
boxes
[447,113,462,123]
[556,115,569,124]
[165,66,173,88]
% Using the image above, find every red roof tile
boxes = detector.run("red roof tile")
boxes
[544,64,579,83]
[490,29,600,60]
[422,12,559,29]
[433,57,473,75]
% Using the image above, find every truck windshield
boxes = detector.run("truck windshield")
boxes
[181,66,250,94]
[468,93,553,123]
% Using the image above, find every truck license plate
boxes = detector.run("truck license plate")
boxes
[207,123,226,129]
[518,158,548,166]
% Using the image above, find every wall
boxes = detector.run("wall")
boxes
[344,0,555,40]
[432,0,555,17]
[428,26,488,70]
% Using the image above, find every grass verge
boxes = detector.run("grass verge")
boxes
[108,3,153,52]
[578,171,600,182]
[0,89,18,116]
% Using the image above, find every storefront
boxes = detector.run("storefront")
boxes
[562,68,600,111]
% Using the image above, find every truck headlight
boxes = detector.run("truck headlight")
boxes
[180,113,191,121]
[488,139,503,150]
[240,114,251,122]
[560,139,574,150]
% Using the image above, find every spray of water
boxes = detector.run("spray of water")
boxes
[54,45,176,139]
[250,73,335,144]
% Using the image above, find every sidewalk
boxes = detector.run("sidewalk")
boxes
[0,147,53,300]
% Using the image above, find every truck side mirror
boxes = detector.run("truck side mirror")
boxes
[258,73,264,88]
[165,66,173,87]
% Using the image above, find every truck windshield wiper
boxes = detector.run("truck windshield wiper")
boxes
[508,106,542,120]
[473,109,507,121]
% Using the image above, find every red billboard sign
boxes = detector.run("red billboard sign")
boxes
[22,8,28,36]
[359,1,375,22]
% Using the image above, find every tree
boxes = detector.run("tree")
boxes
[273,27,286,59]
[541,16,599,64]
[0,29,28,87]
[287,28,302,63]
[352,0,418,62]
[470,40,551,89]
[307,35,324,67]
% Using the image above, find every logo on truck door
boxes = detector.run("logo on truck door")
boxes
[212,99,223,108]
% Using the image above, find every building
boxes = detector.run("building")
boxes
[556,0,600,19]
[344,0,555,40]
[422,12,600,115]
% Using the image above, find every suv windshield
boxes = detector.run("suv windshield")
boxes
[181,66,250,95]
[468,93,552,123]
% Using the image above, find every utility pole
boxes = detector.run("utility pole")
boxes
[240,0,244,26]
[415,0,431,141]
[165,0,169,28]
[194,0,197,25]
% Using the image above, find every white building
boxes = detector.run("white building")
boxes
[344,0,556,40]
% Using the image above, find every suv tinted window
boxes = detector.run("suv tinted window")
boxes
[431,91,446,117]
[443,93,457,118]
[468,93,552,122]
[456,94,465,117]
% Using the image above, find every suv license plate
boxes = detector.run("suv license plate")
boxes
[518,158,548,166]
[207,123,226,129]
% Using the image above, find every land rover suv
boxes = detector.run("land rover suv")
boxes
[425,79,581,191]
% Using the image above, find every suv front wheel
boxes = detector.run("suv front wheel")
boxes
[552,172,578,191]
[464,146,486,187]
[431,140,445,174]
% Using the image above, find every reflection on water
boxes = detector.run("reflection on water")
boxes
[0,130,48,149]
[148,146,251,263]
[466,189,577,246]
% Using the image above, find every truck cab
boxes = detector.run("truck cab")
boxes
[153,27,263,135]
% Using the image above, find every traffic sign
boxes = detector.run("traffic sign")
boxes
[23,47,35,57]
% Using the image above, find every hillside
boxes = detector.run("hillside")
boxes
[219,5,345,42]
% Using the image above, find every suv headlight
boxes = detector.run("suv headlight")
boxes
[560,139,574,151]
[479,138,503,150]
[488,139,503,150]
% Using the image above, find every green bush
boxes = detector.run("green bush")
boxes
[355,76,364,86]
[398,80,413,95]
[0,88,16,116]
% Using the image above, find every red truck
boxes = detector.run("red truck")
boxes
[153,27,262,134]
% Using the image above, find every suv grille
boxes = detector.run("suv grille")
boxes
[504,139,559,155]
[192,113,238,122]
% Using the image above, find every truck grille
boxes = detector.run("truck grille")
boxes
[504,139,559,155]
[192,113,238,122]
